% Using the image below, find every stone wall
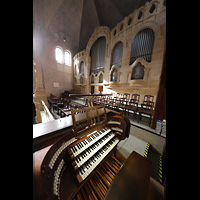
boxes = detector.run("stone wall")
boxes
[73,0,166,104]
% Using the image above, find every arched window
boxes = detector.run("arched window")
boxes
[91,75,94,84]
[129,28,155,65]
[55,47,72,66]
[90,37,106,74]
[110,42,123,69]
[131,62,145,80]
[99,73,103,83]
[111,68,118,82]
[55,47,63,64]
[80,61,84,75]
[80,76,83,84]
[64,50,71,66]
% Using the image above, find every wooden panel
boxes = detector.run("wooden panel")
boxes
[33,109,128,200]
[33,146,52,200]
[33,108,116,152]
[71,105,107,138]
[104,151,151,200]
[151,46,166,129]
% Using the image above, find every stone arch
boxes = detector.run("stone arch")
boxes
[129,58,150,82]
[131,62,145,80]
[110,41,124,69]
[127,21,161,49]
[86,26,111,55]
[85,27,111,82]
[90,73,95,84]
[109,65,121,82]
[111,37,125,51]
[97,71,104,83]
[79,60,85,75]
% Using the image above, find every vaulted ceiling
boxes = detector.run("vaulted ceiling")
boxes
[33,0,150,57]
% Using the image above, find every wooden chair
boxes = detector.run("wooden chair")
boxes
[126,99,139,120]
[123,93,130,101]
[123,93,130,110]
[138,101,154,126]
[108,96,115,109]
[49,93,59,103]
[112,94,120,110]
[116,93,122,99]
[113,97,120,110]
[118,97,128,114]
[94,96,101,105]
[102,96,107,106]
[50,93,56,99]
[100,96,106,105]
[92,96,98,105]
[124,94,140,119]
[143,94,154,103]
[130,94,140,103]
[105,96,111,108]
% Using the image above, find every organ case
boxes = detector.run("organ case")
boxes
[40,105,130,200]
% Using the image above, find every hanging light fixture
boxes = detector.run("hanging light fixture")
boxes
[63,11,66,42]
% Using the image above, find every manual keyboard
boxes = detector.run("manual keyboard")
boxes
[68,127,111,158]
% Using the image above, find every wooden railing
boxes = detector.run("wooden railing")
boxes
[41,100,54,122]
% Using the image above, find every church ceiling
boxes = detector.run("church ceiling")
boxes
[33,0,150,56]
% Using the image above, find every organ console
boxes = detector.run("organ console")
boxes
[34,105,131,200]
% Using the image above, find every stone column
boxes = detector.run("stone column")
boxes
[33,59,48,123]
[33,25,48,123]
[86,56,91,93]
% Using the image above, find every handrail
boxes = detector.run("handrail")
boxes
[41,100,54,122]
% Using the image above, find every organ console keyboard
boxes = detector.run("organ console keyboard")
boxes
[36,105,131,200]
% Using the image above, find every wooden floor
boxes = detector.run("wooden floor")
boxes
[68,154,123,200]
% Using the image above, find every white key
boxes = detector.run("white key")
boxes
[71,128,111,157]
[74,132,115,168]
[78,137,119,181]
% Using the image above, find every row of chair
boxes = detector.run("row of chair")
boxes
[93,94,154,126]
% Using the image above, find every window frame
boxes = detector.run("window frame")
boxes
[64,50,72,66]
[55,46,72,66]
[55,46,64,64]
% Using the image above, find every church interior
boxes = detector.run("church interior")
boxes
[33,0,166,199]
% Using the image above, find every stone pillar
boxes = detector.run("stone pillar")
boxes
[33,59,48,123]
[86,56,91,93]
[33,24,48,123]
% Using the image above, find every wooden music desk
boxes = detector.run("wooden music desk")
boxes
[33,108,120,152]
[104,151,151,200]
